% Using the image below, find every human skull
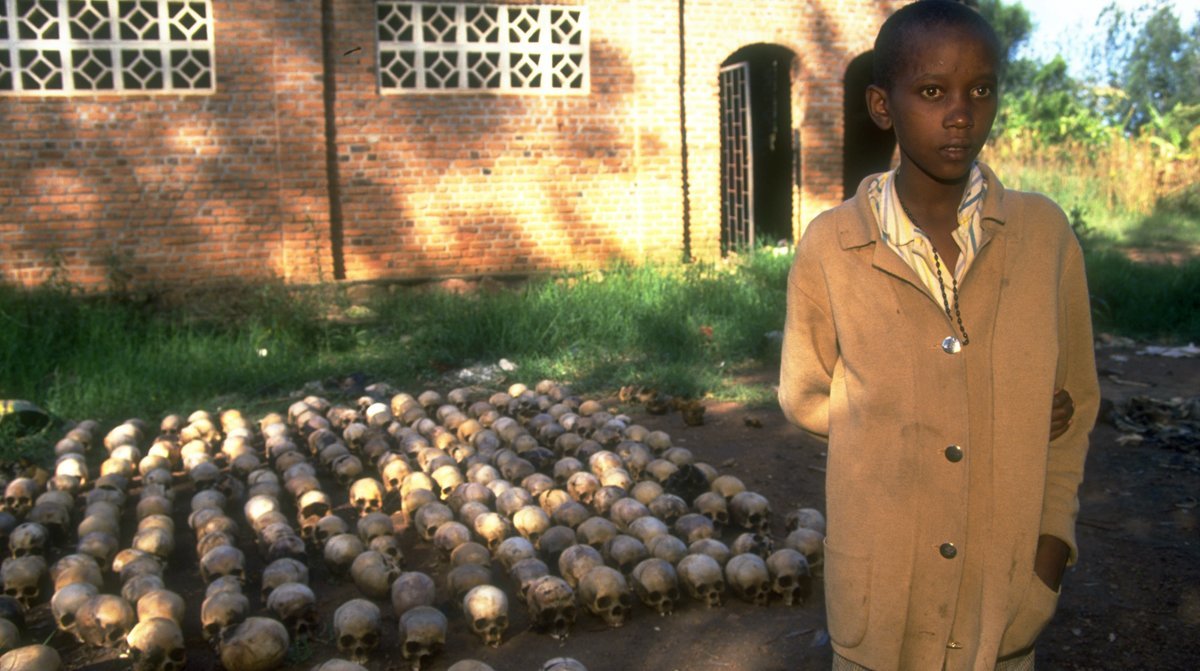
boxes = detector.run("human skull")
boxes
[730,531,774,559]
[725,553,771,606]
[541,658,589,671]
[630,558,680,615]
[432,521,473,557]
[2,555,46,607]
[261,558,310,604]
[75,593,135,649]
[766,548,812,606]
[313,514,351,549]
[566,472,600,508]
[126,617,186,671]
[26,501,71,541]
[136,589,186,627]
[710,474,746,500]
[693,491,730,528]
[311,659,369,671]
[121,574,166,607]
[785,507,827,535]
[398,606,447,671]
[446,563,493,605]
[508,557,550,605]
[356,511,395,544]
[131,528,175,564]
[551,500,591,529]
[51,580,98,639]
[50,553,103,592]
[607,497,651,531]
[512,505,552,545]
[0,645,62,670]
[689,538,733,566]
[626,515,670,545]
[784,527,826,576]
[602,534,649,575]
[557,544,604,590]
[349,478,386,517]
[575,516,619,552]
[577,565,632,627]
[219,617,289,671]
[729,491,772,534]
[334,598,381,663]
[674,513,716,545]
[494,487,534,518]
[201,591,249,642]
[525,575,576,640]
[267,582,320,641]
[677,553,725,607]
[324,533,367,577]
[414,502,454,541]
[4,478,39,518]
[463,584,508,647]
[646,534,688,565]
[199,545,246,585]
[9,522,48,558]
[77,531,120,569]
[390,571,436,618]
[350,550,400,600]
[473,512,512,552]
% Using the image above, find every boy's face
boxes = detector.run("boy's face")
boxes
[867,24,999,186]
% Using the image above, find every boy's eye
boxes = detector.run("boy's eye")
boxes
[971,85,993,98]
[920,86,942,99]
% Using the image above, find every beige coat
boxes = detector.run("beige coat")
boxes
[778,165,1099,671]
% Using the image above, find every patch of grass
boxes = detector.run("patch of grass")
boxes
[1084,249,1200,343]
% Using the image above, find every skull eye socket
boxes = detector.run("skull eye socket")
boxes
[595,595,612,609]
[107,629,124,642]
[472,617,488,630]
[339,634,356,648]
[362,632,379,647]
[169,649,186,662]
[777,576,795,588]
[403,641,424,655]
[495,616,508,629]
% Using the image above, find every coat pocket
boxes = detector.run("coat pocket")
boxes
[823,539,872,648]
[999,572,1060,656]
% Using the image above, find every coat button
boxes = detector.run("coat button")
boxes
[939,542,957,559]
[944,445,964,462]
[941,336,962,354]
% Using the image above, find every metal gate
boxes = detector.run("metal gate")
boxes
[720,61,753,254]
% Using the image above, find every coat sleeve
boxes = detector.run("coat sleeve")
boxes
[1042,240,1100,564]
[778,236,839,441]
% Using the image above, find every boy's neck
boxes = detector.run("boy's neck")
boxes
[894,164,970,236]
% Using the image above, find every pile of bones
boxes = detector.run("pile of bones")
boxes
[0,380,828,671]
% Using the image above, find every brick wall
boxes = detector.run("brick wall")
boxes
[0,0,899,292]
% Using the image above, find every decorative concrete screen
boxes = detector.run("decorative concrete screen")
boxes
[0,0,215,95]
[376,1,587,94]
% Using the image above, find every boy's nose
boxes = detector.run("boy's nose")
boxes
[944,98,973,129]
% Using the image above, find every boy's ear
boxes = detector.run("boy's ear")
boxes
[866,84,893,131]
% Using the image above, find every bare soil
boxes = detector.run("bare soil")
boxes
[34,343,1200,671]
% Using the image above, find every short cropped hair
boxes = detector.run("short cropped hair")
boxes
[872,0,1002,90]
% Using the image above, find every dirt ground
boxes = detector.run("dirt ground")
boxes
[31,341,1200,671]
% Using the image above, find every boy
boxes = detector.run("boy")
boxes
[777,2,1099,670]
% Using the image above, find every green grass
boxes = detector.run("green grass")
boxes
[1083,250,1200,342]
[0,251,795,445]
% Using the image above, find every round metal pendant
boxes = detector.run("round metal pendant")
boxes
[941,336,962,354]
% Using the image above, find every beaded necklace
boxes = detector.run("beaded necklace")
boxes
[899,201,970,347]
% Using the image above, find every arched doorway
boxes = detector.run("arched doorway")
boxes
[843,51,896,199]
[719,45,795,254]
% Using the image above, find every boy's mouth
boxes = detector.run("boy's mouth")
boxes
[939,144,972,160]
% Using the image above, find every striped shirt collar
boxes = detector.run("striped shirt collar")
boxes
[868,164,988,281]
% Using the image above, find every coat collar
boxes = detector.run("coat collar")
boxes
[837,162,1011,252]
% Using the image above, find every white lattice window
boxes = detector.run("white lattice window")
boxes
[377,1,587,94]
[0,0,215,95]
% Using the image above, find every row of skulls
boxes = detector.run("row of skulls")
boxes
[0,416,190,671]
[3,378,827,671]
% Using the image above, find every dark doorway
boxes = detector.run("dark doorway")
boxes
[843,51,896,199]
[719,45,795,254]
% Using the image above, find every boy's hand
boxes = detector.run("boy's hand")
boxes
[1049,388,1074,441]
[1034,535,1070,591]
